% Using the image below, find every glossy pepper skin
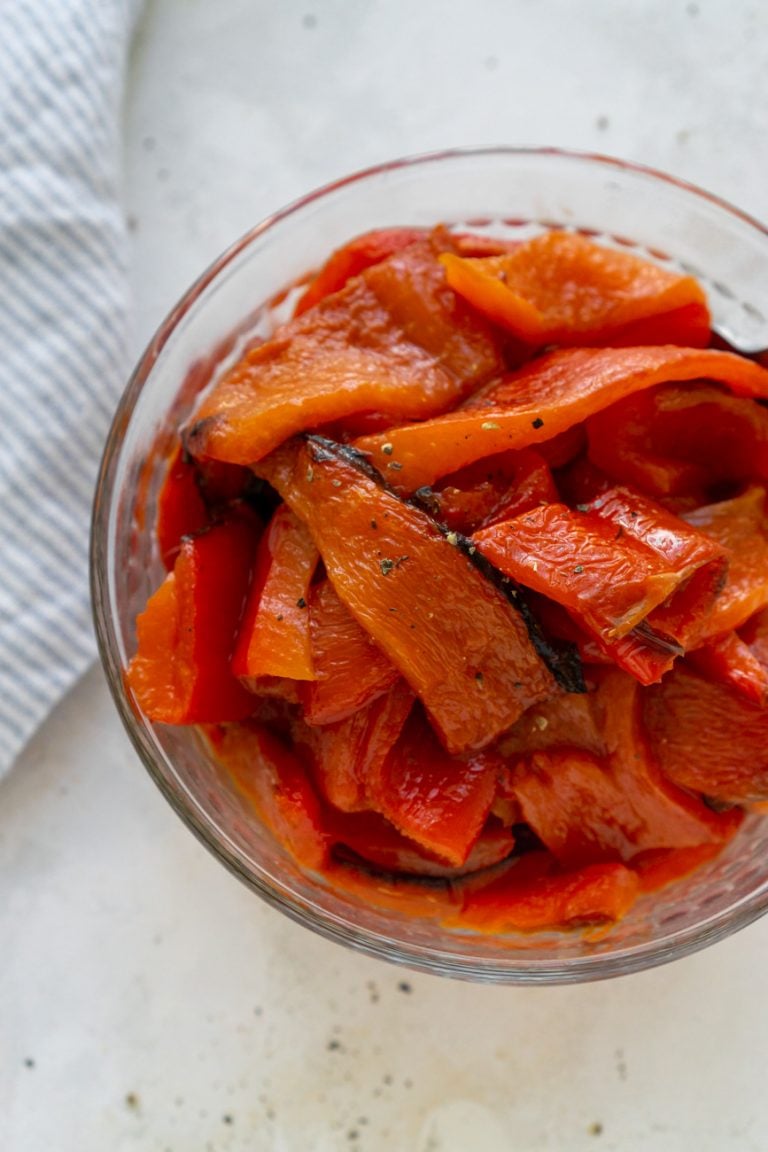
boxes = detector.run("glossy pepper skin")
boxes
[644,663,768,804]
[299,579,399,725]
[294,226,427,314]
[293,679,413,813]
[587,382,768,501]
[185,234,503,467]
[126,516,260,724]
[232,504,318,686]
[365,706,501,865]
[356,346,768,491]
[440,231,710,347]
[254,435,559,754]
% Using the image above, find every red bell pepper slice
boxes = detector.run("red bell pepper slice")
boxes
[644,664,768,803]
[330,810,515,878]
[587,382,768,501]
[232,504,318,687]
[156,445,258,571]
[356,346,768,491]
[472,503,684,642]
[294,679,414,812]
[683,485,768,639]
[498,689,606,759]
[584,486,728,649]
[255,436,559,754]
[205,721,329,869]
[440,231,710,347]
[739,605,768,666]
[366,708,500,865]
[156,446,209,570]
[126,517,260,724]
[454,854,639,933]
[299,579,400,725]
[414,449,557,535]
[523,590,679,685]
[510,727,738,870]
[185,236,502,467]
[294,226,427,314]
[687,630,768,705]
[630,844,726,894]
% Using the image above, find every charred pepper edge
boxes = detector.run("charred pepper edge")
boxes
[304,434,586,694]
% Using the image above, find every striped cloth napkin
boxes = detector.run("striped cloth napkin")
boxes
[0,0,143,774]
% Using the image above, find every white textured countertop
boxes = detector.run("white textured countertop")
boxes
[4,2,768,1149]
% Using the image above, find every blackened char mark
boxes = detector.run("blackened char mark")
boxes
[305,434,388,486]
[454,533,586,694]
[183,415,219,459]
[303,433,585,694]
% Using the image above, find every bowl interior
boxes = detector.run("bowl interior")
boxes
[92,148,768,982]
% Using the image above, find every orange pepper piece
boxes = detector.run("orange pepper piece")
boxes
[185,236,502,467]
[206,721,329,869]
[366,707,500,865]
[330,810,514,879]
[687,630,768,705]
[356,346,768,491]
[255,436,561,754]
[299,579,399,725]
[473,503,684,642]
[293,679,414,813]
[454,854,639,933]
[416,448,557,535]
[630,844,727,894]
[684,486,768,639]
[126,517,260,724]
[510,740,738,870]
[232,505,318,687]
[587,382,768,501]
[294,226,427,314]
[644,665,768,803]
[584,485,728,650]
[440,231,710,347]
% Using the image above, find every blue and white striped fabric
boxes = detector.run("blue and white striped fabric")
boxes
[0,0,143,773]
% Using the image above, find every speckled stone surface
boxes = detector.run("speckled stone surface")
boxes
[4,2,768,1148]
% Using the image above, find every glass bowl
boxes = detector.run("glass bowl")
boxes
[91,147,768,984]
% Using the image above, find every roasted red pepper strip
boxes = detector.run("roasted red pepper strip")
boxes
[473,503,683,642]
[630,844,726,894]
[584,486,728,649]
[366,707,500,865]
[299,579,400,725]
[186,236,502,467]
[510,732,738,870]
[418,449,557,534]
[453,855,639,933]
[232,504,318,687]
[498,690,606,759]
[155,446,209,570]
[683,486,768,640]
[739,605,768,667]
[126,517,260,723]
[205,721,329,869]
[687,631,768,705]
[644,665,768,803]
[330,811,515,878]
[293,679,414,812]
[440,231,710,347]
[294,227,427,315]
[255,436,558,754]
[587,383,768,500]
[356,346,768,491]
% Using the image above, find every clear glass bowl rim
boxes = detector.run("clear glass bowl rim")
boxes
[91,145,768,984]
